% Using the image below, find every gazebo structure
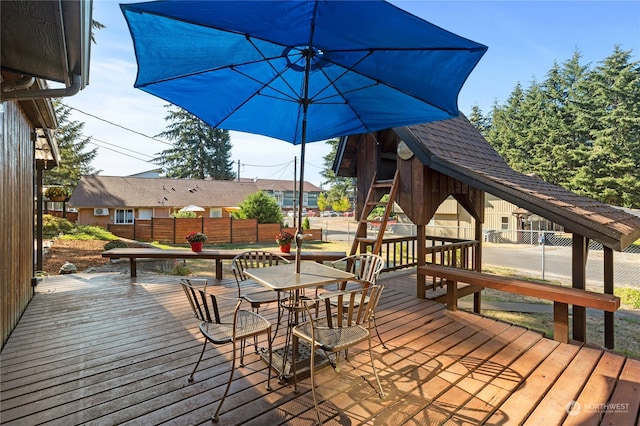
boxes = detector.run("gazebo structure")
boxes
[335,114,640,349]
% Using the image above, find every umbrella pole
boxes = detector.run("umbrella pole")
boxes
[295,120,307,274]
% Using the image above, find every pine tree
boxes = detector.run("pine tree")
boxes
[468,104,491,137]
[568,46,640,207]
[45,100,99,189]
[154,106,235,180]
[319,137,354,203]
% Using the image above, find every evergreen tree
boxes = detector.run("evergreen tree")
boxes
[468,104,491,137]
[319,138,354,202]
[569,46,640,207]
[154,106,235,180]
[486,83,526,164]
[484,47,639,207]
[234,191,283,224]
[45,100,99,189]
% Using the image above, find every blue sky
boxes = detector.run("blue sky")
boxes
[64,1,640,187]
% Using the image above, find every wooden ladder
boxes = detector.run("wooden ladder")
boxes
[350,170,400,256]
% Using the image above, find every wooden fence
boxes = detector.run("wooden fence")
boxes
[107,218,321,245]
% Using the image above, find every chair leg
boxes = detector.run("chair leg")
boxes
[309,341,322,425]
[368,335,385,399]
[266,327,273,391]
[188,338,208,382]
[291,334,298,393]
[373,314,387,348]
[213,340,237,422]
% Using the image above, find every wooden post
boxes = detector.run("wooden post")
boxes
[446,279,458,311]
[604,247,614,349]
[572,234,587,342]
[553,302,569,343]
[417,224,426,299]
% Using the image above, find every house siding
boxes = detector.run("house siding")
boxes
[1,101,35,348]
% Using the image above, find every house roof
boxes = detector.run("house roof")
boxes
[1,0,91,88]
[238,178,322,192]
[337,115,640,251]
[396,116,640,251]
[69,176,260,209]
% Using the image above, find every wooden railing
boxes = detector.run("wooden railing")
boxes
[359,235,479,273]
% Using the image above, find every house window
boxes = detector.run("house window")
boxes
[501,216,509,230]
[115,209,134,224]
[303,192,309,207]
[273,191,284,206]
[138,208,152,219]
[209,208,222,218]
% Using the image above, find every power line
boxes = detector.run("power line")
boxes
[84,134,156,159]
[62,103,173,146]
[87,139,155,163]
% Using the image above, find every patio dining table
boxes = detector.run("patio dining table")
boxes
[243,261,354,381]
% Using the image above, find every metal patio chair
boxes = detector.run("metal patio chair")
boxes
[232,251,290,344]
[291,285,386,425]
[327,254,387,347]
[181,278,273,423]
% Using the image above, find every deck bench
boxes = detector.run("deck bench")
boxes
[102,248,347,280]
[418,264,620,343]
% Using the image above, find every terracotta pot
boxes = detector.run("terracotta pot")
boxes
[279,243,291,253]
[190,242,203,252]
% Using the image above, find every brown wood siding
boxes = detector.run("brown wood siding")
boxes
[1,101,35,349]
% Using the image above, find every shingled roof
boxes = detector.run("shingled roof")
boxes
[69,176,260,209]
[391,115,640,251]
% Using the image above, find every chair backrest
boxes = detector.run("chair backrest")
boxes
[320,285,384,329]
[334,254,384,284]
[181,278,223,324]
[232,251,290,283]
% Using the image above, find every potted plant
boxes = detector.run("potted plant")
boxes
[185,231,207,252]
[45,186,70,202]
[275,230,294,253]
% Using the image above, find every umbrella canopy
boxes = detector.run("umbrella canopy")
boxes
[121,0,487,270]
[179,205,205,212]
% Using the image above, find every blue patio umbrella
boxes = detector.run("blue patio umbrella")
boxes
[121,0,487,271]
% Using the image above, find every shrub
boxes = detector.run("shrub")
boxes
[171,210,197,218]
[302,217,311,230]
[234,190,283,224]
[42,214,75,238]
[104,240,128,250]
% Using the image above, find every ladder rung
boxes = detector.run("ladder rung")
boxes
[372,183,393,189]
[366,201,388,206]
[354,237,377,244]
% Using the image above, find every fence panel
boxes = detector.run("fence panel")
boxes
[258,223,281,243]
[175,218,203,243]
[134,219,152,241]
[231,219,258,243]
[151,218,175,243]
[204,218,231,244]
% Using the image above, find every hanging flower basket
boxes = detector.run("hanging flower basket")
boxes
[45,186,70,202]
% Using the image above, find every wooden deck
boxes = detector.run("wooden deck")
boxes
[1,270,639,425]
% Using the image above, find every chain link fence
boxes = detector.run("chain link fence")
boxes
[322,222,640,290]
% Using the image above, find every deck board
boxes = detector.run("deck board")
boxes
[1,271,638,425]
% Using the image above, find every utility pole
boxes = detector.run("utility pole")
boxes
[237,159,240,181]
